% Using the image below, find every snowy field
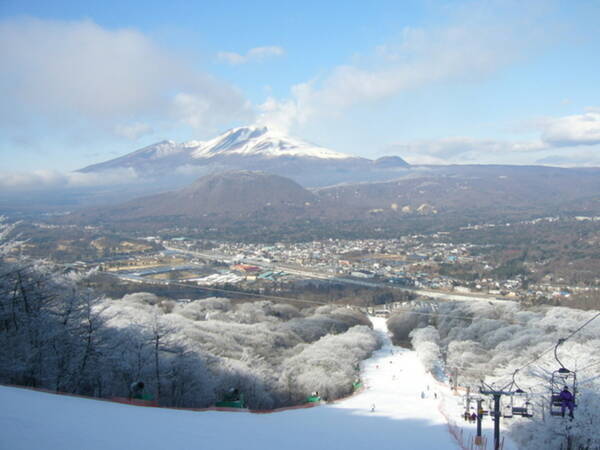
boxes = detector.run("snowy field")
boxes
[0,317,517,450]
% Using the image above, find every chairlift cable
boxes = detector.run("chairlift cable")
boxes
[577,373,600,386]
[561,311,600,342]
[578,359,600,373]
[575,360,600,385]
[508,310,600,375]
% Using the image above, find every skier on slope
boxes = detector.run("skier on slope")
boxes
[559,386,575,418]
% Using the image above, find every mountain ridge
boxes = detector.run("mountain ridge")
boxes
[71,165,600,231]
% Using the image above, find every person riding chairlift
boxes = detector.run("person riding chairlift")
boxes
[559,386,575,418]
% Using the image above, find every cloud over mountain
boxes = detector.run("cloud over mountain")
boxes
[0,168,140,191]
[541,111,600,147]
[0,17,252,141]
[259,2,553,132]
[389,109,600,166]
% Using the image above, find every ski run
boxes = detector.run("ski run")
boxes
[0,317,517,450]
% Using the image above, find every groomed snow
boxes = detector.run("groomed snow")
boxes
[0,317,517,450]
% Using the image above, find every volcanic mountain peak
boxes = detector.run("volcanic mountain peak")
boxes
[189,125,352,160]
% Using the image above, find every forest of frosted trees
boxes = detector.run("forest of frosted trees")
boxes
[388,301,600,449]
[0,219,380,409]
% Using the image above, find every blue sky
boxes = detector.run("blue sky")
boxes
[1,0,600,182]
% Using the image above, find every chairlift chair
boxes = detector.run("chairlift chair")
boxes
[549,339,577,417]
[511,388,533,418]
[550,368,577,417]
[480,397,493,416]
[504,370,535,419]
[503,401,513,419]
[522,400,534,418]
[470,396,490,416]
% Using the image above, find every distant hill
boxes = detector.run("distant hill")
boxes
[71,165,600,240]
[75,171,321,223]
[373,156,410,169]
[317,164,600,212]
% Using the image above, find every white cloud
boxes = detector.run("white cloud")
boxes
[392,137,547,164]
[0,168,139,191]
[114,122,153,140]
[0,17,252,138]
[217,46,284,65]
[260,7,549,131]
[390,109,600,166]
[0,170,68,190]
[67,168,139,187]
[541,112,600,147]
[258,83,313,131]
[171,91,252,131]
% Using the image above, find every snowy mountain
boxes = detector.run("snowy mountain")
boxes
[78,126,409,188]
[79,126,361,173]
[189,126,351,160]
[79,140,191,173]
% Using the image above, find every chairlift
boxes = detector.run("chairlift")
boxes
[549,339,577,418]
[511,388,534,418]
[503,370,534,419]
[503,400,513,419]
[461,394,486,419]
[479,397,493,416]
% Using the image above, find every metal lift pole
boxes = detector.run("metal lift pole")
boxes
[480,386,513,450]
[493,393,501,450]
[475,399,483,446]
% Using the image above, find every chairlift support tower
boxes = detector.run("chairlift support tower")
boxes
[479,385,514,450]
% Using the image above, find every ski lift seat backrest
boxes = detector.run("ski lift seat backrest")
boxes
[512,406,526,415]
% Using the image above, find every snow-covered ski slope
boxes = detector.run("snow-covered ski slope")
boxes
[0,317,515,450]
